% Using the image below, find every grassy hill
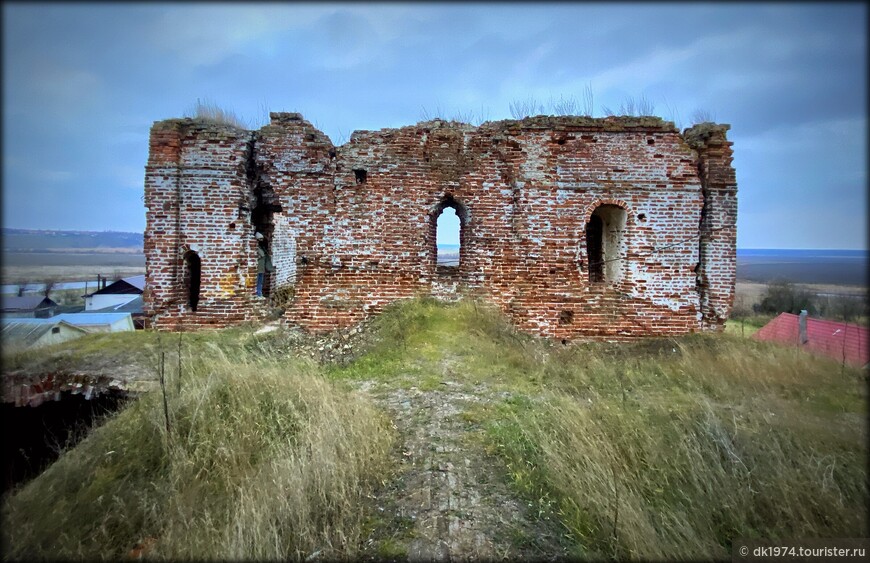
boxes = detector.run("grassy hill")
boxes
[2,299,866,560]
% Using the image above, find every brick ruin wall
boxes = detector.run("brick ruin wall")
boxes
[143,113,737,338]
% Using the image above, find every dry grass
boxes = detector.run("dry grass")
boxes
[3,298,866,560]
[486,336,867,559]
[333,298,866,558]
[327,298,866,557]
[186,98,249,130]
[2,347,395,560]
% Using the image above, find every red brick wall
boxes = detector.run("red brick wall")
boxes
[143,119,265,330]
[685,123,738,331]
[144,113,737,338]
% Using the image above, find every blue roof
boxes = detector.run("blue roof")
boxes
[1,319,88,346]
[1,316,61,324]
[1,313,130,325]
[1,295,57,311]
[92,295,143,314]
[53,313,133,325]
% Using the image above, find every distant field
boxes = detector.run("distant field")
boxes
[1,228,142,252]
[3,245,867,288]
[737,260,867,285]
[1,252,145,284]
[736,249,867,285]
[3,253,144,267]
[736,281,865,301]
[21,248,144,254]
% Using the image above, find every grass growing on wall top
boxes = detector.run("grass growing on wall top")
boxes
[186,97,249,129]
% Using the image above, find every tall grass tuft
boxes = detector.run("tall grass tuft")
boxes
[332,297,865,559]
[186,97,249,129]
[2,349,395,560]
[488,336,867,559]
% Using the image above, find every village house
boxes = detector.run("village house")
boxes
[50,313,136,333]
[0,318,89,351]
[84,275,144,311]
[753,311,869,368]
[1,295,60,319]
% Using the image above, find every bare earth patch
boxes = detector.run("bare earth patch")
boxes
[353,380,570,561]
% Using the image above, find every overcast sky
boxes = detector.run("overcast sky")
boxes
[2,2,867,249]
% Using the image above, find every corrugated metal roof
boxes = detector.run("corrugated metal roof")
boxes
[92,295,143,314]
[0,295,57,311]
[1,312,132,326]
[2,321,54,345]
[124,275,145,291]
[1,319,88,347]
[753,313,869,368]
[53,313,133,325]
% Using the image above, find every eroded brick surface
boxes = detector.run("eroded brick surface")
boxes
[144,113,737,338]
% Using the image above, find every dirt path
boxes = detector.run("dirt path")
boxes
[355,378,570,561]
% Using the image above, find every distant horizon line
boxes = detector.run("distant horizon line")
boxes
[735,247,868,252]
[2,228,866,253]
[436,244,869,252]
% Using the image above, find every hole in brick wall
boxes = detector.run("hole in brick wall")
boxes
[637,213,646,221]
[182,251,201,312]
[436,206,460,269]
[556,138,566,145]
[228,222,236,230]
[559,310,574,325]
[586,215,604,283]
[647,138,655,145]
[585,204,627,285]
[353,169,367,184]
[430,196,468,276]
[328,148,336,159]
[561,339,568,345]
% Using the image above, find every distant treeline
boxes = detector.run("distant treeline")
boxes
[733,280,869,323]
[2,229,143,252]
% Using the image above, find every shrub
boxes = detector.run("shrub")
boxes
[754,279,816,315]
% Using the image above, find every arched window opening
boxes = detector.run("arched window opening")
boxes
[585,204,627,285]
[586,215,604,283]
[182,251,201,311]
[429,196,467,276]
[437,207,461,268]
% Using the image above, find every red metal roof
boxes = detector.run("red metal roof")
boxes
[753,313,869,368]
